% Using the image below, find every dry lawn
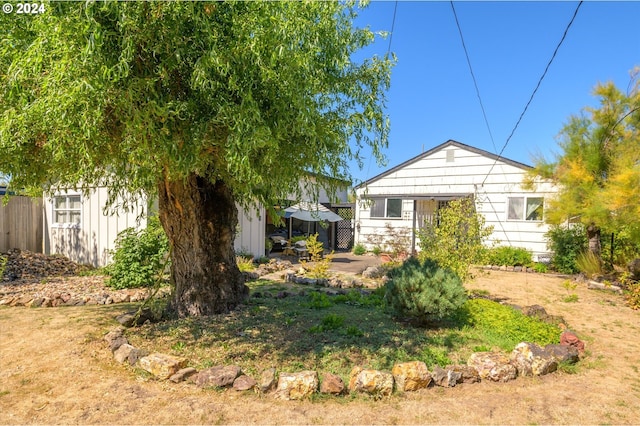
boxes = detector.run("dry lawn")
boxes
[1,270,640,425]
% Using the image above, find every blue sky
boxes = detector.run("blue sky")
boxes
[349,1,640,183]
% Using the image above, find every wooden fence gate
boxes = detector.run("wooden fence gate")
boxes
[0,196,43,253]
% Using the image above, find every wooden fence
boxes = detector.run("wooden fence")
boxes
[0,196,43,253]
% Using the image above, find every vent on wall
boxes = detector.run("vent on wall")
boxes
[446,149,455,162]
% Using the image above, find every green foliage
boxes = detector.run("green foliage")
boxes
[525,76,640,262]
[333,288,384,308]
[304,291,333,309]
[236,256,255,273]
[601,226,640,267]
[417,197,493,282]
[352,243,367,256]
[105,216,169,289]
[372,246,382,256]
[301,233,334,279]
[309,313,345,333]
[0,1,392,215]
[575,250,603,277]
[562,294,579,303]
[625,280,640,310]
[463,299,560,350]
[385,257,467,324]
[0,254,7,279]
[532,262,548,273]
[0,2,393,315]
[486,246,533,266]
[546,225,587,274]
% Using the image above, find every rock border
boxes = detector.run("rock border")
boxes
[104,303,585,401]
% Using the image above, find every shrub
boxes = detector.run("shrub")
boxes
[352,243,367,256]
[105,216,169,289]
[575,250,602,277]
[417,197,493,283]
[236,256,255,272]
[626,285,640,310]
[301,233,333,279]
[546,225,587,274]
[384,257,467,324]
[486,246,532,266]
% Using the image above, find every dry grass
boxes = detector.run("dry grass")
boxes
[1,271,640,424]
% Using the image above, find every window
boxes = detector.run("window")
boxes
[53,194,82,226]
[507,197,544,221]
[370,198,402,218]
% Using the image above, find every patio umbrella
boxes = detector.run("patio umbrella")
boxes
[284,202,343,239]
[284,202,343,222]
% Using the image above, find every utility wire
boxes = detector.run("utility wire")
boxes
[386,1,399,59]
[365,0,398,184]
[482,1,583,186]
[450,1,497,154]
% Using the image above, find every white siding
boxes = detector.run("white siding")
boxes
[354,142,556,259]
[234,204,266,258]
[44,188,146,267]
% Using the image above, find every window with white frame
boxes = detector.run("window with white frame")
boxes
[507,196,544,221]
[370,198,402,219]
[53,194,82,226]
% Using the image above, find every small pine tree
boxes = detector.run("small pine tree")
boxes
[385,257,467,324]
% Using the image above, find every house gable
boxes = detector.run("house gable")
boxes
[356,139,532,191]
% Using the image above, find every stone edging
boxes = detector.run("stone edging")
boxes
[104,308,585,400]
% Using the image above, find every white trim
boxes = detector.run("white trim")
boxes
[51,192,82,229]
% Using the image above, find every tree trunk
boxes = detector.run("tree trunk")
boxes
[158,173,248,317]
[586,222,601,257]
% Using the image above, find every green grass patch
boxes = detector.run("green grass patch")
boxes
[127,281,562,379]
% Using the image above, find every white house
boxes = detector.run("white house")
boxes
[354,140,556,260]
[43,175,350,266]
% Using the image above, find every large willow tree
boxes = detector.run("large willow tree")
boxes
[526,73,640,257]
[0,1,392,316]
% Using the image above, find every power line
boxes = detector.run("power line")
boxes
[482,1,583,186]
[386,1,399,59]
[450,1,497,154]
[365,0,398,183]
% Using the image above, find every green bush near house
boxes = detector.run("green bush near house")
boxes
[352,243,367,256]
[486,246,533,267]
[546,225,587,274]
[384,257,467,324]
[105,216,170,289]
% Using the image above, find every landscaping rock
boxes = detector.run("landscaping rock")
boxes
[259,368,277,393]
[1,248,90,281]
[544,344,580,364]
[194,365,242,388]
[113,344,145,366]
[362,266,385,279]
[467,352,517,382]
[446,365,480,384]
[320,372,345,395]
[510,342,558,376]
[115,308,156,327]
[348,367,394,397]
[391,361,431,392]
[233,374,257,391]
[560,330,585,353]
[627,258,640,280]
[431,366,462,388]
[169,367,198,383]
[587,280,623,294]
[139,353,187,380]
[275,371,318,400]
[104,328,127,352]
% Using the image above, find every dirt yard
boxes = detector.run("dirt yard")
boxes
[1,270,640,425]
